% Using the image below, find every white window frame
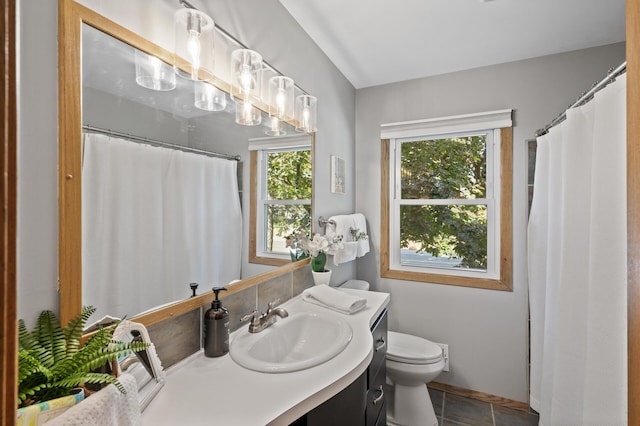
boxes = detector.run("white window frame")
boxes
[255,146,311,260]
[389,129,500,279]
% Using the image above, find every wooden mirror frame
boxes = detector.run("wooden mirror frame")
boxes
[58,0,314,328]
[1,0,17,421]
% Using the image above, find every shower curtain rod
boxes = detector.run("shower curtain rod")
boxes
[535,61,627,137]
[82,125,241,161]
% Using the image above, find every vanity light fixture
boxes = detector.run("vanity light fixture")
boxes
[194,81,227,112]
[174,0,317,131]
[230,49,263,103]
[265,76,294,136]
[295,95,318,133]
[134,50,176,91]
[174,8,215,81]
[235,100,262,126]
[266,116,286,136]
[269,76,294,120]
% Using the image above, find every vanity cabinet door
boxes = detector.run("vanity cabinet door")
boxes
[368,310,387,386]
[366,369,386,426]
[305,371,367,426]
[366,309,388,426]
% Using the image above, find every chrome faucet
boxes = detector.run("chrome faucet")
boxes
[241,302,289,333]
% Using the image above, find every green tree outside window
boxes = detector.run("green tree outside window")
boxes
[399,135,488,270]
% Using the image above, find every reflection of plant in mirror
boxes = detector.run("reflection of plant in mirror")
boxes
[285,230,310,262]
[17,306,149,407]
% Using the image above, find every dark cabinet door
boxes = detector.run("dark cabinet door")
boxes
[306,371,367,426]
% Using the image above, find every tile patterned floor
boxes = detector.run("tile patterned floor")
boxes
[428,387,539,426]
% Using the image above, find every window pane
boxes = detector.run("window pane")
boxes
[400,136,486,200]
[264,204,311,253]
[267,150,312,200]
[400,204,487,271]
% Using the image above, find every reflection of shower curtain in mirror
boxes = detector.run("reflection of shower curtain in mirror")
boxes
[82,133,242,320]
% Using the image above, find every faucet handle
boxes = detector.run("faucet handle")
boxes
[241,310,260,325]
[266,300,280,313]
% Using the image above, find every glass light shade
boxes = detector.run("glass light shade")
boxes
[268,76,294,120]
[134,50,176,91]
[230,49,263,103]
[266,116,287,136]
[194,81,227,111]
[235,100,262,126]
[295,95,318,132]
[174,8,215,81]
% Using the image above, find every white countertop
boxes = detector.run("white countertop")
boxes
[142,288,390,425]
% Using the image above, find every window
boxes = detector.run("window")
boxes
[381,110,512,290]
[250,136,312,265]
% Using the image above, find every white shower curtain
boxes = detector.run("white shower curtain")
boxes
[528,74,627,425]
[82,134,242,320]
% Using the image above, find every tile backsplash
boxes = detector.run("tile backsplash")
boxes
[148,265,314,368]
[147,309,200,369]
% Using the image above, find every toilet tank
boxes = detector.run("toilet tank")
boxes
[339,280,370,291]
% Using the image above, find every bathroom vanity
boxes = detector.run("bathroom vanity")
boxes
[298,308,388,426]
[141,289,389,425]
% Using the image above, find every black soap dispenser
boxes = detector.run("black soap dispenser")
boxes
[204,287,229,358]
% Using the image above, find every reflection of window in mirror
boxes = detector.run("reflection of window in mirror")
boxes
[249,139,312,266]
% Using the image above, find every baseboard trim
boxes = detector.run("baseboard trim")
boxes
[428,381,530,412]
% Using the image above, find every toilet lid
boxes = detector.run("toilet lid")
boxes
[386,331,443,364]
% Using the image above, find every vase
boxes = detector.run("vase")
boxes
[311,269,332,286]
[289,248,308,262]
[311,252,327,272]
[17,388,84,426]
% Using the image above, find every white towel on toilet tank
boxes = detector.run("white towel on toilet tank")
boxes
[329,213,370,265]
[45,374,141,426]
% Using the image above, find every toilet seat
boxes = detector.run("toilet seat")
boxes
[386,331,443,365]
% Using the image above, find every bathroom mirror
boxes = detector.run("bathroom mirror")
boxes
[58,1,314,325]
[111,320,165,411]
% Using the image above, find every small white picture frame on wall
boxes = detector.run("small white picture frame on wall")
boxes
[331,155,346,194]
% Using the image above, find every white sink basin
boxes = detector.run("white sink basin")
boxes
[230,311,353,373]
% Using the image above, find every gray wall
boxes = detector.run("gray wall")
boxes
[17,0,60,321]
[17,0,357,325]
[83,87,191,144]
[354,42,626,402]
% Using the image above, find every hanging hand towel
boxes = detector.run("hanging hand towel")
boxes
[329,213,370,265]
[46,374,141,426]
[302,284,367,314]
[352,213,370,257]
[329,214,358,265]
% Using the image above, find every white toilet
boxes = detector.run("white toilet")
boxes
[339,279,445,426]
[386,331,445,426]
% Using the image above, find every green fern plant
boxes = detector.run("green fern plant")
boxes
[18,306,149,407]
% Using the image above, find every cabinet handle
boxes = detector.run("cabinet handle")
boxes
[372,385,384,405]
[374,338,386,352]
